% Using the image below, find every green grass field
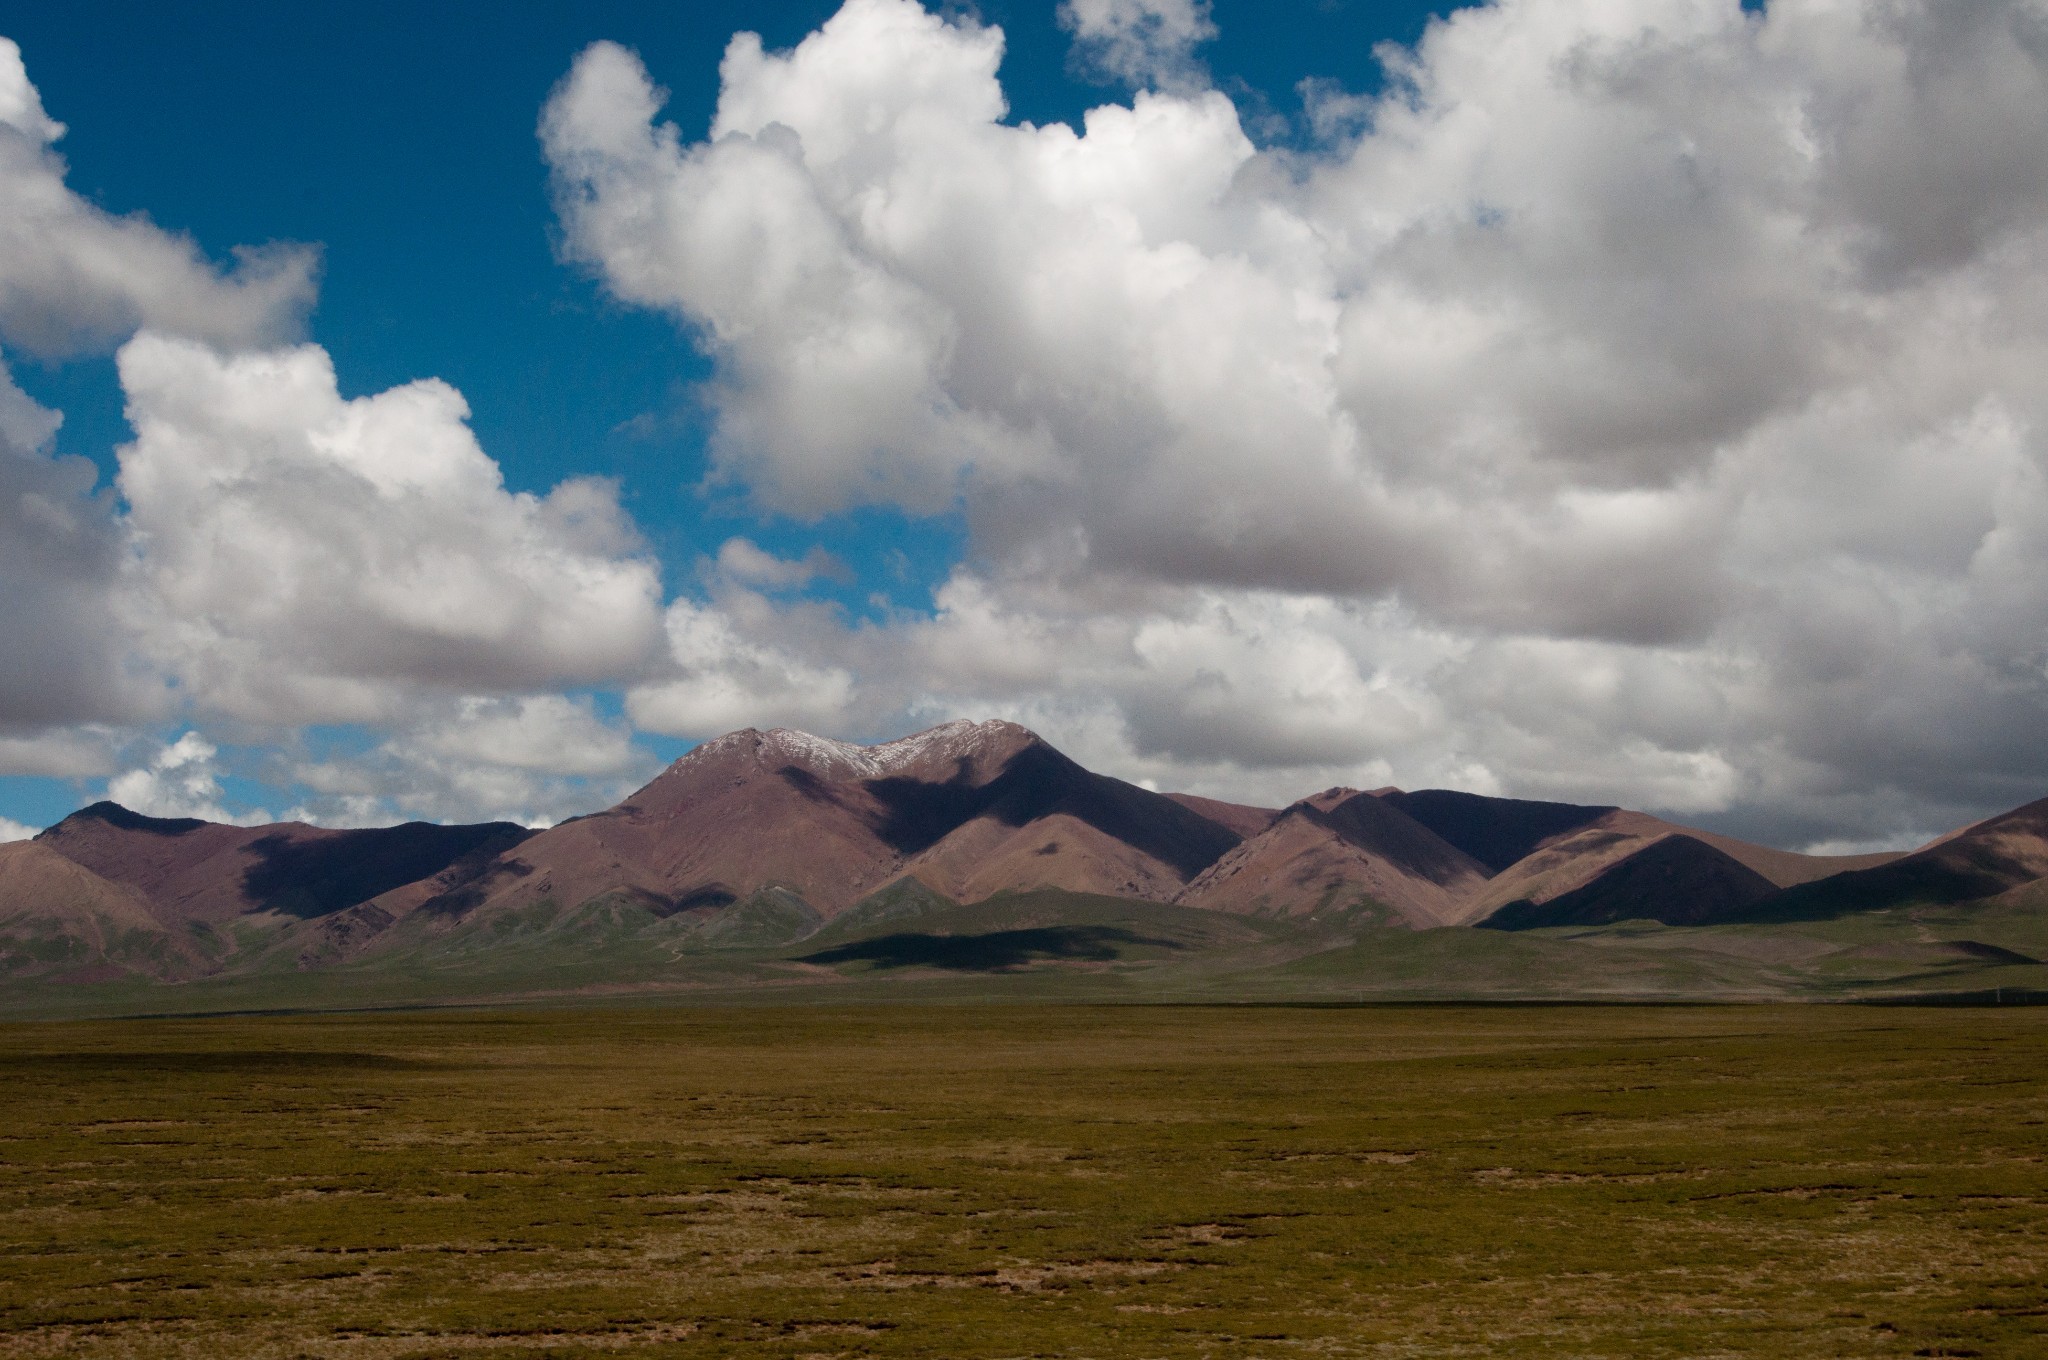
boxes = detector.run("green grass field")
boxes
[2,1004,2045,1357]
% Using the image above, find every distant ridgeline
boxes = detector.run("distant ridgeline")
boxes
[4,719,2046,1004]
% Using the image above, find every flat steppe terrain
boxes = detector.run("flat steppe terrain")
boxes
[2,1004,2044,1358]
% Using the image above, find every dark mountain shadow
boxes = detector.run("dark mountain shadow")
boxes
[1733,796,2048,923]
[797,925,1177,972]
[1305,793,1488,885]
[1381,790,1615,874]
[242,822,533,919]
[856,757,994,855]
[775,764,870,814]
[1763,859,2016,922]
[862,743,1241,877]
[1736,854,2021,924]
[1479,835,1777,929]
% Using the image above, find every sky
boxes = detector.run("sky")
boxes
[0,0,2044,853]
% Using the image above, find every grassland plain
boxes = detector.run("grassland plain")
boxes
[1,1005,2045,1359]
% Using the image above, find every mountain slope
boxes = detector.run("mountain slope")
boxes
[1454,807,1903,925]
[1734,794,2048,921]
[1478,835,1780,929]
[0,840,195,980]
[1178,789,1490,927]
[34,802,531,927]
[1377,790,1616,874]
[395,721,1249,926]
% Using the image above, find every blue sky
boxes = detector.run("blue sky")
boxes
[0,0,2044,851]
[0,0,1472,828]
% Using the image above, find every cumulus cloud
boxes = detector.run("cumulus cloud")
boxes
[0,38,315,357]
[548,0,2048,844]
[106,732,266,825]
[627,592,856,738]
[0,360,150,727]
[0,816,36,843]
[290,694,654,827]
[1058,0,1216,91]
[712,537,851,591]
[115,333,667,726]
[0,41,669,832]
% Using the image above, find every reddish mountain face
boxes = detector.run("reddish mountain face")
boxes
[1179,791,1489,927]
[34,802,531,926]
[16,722,2040,974]
[1478,835,1781,929]
[1164,793,1278,840]
[394,720,1250,922]
[0,840,189,980]
[1438,801,1905,928]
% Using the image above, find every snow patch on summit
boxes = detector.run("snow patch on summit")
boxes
[676,720,1039,781]
[760,728,881,778]
[865,719,1035,774]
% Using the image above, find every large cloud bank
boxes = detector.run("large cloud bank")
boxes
[0,37,663,822]
[542,0,2048,845]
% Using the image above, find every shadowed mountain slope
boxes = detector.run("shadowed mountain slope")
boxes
[1454,806,1905,926]
[1478,835,1780,930]
[1732,795,2048,922]
[399,721,1249,924]
[1377,790,1616,874]
[1178,789,1490,927]
[34,803,530,926]
[1380,789,1897,903]
[11,723,2043,1003]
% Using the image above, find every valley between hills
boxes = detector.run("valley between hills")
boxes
[5,719,2047,1017]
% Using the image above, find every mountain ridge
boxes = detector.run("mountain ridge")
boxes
[6,718,2036,1000]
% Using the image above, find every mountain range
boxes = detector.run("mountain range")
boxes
[4,719,2045,1009]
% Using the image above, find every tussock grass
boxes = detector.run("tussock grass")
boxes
[1,1005,2044,1357]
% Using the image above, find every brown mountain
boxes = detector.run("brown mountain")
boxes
[1177,788,1490,927]
[1477,834,1781,929]
[0,839,192,980]
[1164,793,1278,840]
[1438,802,1902,927]
[33,802,531,927]
[1376,789,1615,874]
[391,720,1249,924]
[1732,794,2048,921]
[13,722,2035,989]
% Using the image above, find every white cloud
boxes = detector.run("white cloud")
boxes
[0,38,315,357]
[0,359,155,727]
[106,732,266,825]
[627,593,856,739]
[546,0,2048,842]
[0,43,669,833]
[712,537,850,591]
[114,333,667,726]
[288,695,653,827]
[0,816,36,843]
[413,694,642,778]
[1058,0,1216,91]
